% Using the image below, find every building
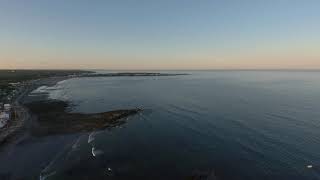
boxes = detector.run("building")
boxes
[0,111,10,128]
[0,112,9,119]
[4,104,11,111]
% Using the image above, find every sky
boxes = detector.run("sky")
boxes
[0,0,319,70]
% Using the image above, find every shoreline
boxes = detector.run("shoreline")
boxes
[0,71,188,146]
[0,76,71,145]
[0,71,184,145]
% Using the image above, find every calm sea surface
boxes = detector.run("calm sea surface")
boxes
[1,70,320,180]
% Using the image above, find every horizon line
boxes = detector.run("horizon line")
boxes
[1,68,320,71]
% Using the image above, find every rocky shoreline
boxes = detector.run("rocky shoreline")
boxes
[1,71,186,146]
[26,100,141,136]
[0,76,71,145]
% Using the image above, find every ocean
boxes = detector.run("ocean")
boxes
[1,70,320,180]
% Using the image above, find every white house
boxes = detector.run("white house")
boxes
[4,104,11,111]
[0,112,10,128]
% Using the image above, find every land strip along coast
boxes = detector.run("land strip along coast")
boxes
[0,70,187,144]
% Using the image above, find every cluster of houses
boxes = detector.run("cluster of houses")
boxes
[0,82,22,103]
[0,103,11,128]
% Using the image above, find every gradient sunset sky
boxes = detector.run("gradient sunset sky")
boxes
[0,0,319,70]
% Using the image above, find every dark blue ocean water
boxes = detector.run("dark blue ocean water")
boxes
[1,71,320,180]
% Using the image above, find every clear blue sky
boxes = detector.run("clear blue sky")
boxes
[0,0,319,69]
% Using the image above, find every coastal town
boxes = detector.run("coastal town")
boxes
[0,70,89,144]
[0,103,11,128]
[0,76,27,129]
[0,70,168,144]
[0,80,23,129]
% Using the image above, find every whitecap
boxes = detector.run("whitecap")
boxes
[92,147,104,157]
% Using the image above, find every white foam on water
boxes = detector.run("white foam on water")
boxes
[88,132,96,144]
[39,171,57,180]
[91,147,104,157]
[57,80,67,85]
[48,89,67,100]
[48,80,70,100]
[31,86,49,94]
[71,136,83,150]
[31,80,70,101]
